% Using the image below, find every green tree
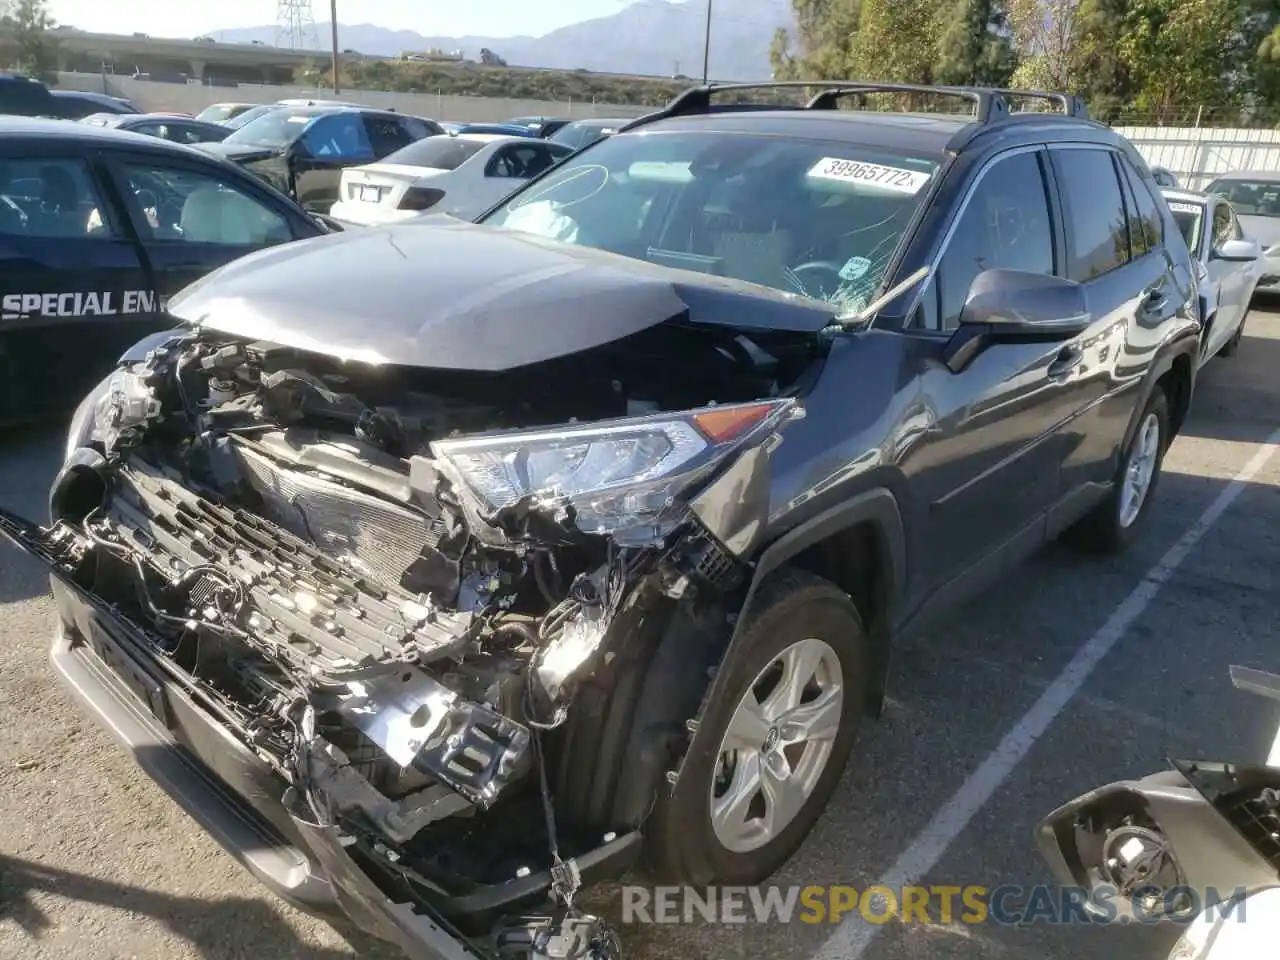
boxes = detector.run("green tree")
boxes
[1007,0,1080,89]
[770,0,863,80]
[1256,22,1280,123]
[934,0,1017,85]
[6,0,58,83]
[849,0,940,83]
[1071,0,1132,120]
[1217,0,1280,124]
[1117,0,1238,120]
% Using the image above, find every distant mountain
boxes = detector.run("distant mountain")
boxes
[212,0,794,81]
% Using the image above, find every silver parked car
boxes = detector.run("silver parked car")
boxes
[328,133,572,225]
[1164,187,1262,362]
[1202,170,1280,294]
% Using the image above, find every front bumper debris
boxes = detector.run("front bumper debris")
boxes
[1,505,636,959]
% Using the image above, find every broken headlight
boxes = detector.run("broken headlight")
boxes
[87,364,161,456]
[432,399,800,537]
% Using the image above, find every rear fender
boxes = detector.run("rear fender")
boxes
[1122,328,1198,453]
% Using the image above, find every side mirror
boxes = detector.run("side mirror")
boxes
[1213,238,1260,262]
[1035,764,1280,925]
[311,213,344,233]
[943,269,1090,373]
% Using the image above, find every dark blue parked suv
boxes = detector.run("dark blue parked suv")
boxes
[0,82,1199,960]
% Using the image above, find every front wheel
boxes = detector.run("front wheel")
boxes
[645,568,867,886]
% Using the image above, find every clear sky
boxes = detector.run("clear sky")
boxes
[45,0,630,40]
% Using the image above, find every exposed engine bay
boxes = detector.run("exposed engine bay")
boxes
[34,318,820,954]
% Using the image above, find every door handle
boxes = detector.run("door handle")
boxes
[1048,344,1083,378]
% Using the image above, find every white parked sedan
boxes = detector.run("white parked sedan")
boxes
[1202,170,1280,296]
[1164,188,1263,363]
[328,133,573,226]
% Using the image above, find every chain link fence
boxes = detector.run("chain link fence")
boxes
[1109,106,1278,130]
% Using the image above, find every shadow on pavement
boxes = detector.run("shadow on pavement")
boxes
[1182,330,1280,443]
[0,854,403,959]
[0,550,48,606]
[0,423,63,605]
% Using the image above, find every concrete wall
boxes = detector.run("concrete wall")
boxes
[55,72,650,123]
[1114,126,1280,191]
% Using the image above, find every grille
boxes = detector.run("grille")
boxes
[232,442,442,589]
[108,459,472,675]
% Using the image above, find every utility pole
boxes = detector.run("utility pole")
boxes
[701,0,712,83]
[330,0,340,93]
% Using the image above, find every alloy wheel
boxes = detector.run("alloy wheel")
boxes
[1119,412,1161,528]
[709,637,844,854]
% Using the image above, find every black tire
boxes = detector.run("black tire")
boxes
[644,567,868,886]
[1065,387,1170,554]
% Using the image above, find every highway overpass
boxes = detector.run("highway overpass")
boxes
[0,28,356,84]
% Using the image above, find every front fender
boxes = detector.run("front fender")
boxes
[670,487,907,791]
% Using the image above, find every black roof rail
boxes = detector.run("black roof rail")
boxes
[803,83,1005,121]
[618,80,1090,133]
[986,87,1090,119]
[616,81,828,132]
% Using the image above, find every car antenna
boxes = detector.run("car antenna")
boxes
[834,265,930,329]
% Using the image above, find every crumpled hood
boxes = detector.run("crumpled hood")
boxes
[166,217,836,371]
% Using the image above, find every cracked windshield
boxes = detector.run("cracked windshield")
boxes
[481,132,939,314]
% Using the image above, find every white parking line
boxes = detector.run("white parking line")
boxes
[811,425,1280,960]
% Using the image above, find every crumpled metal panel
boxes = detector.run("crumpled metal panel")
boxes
[107,458,472,677]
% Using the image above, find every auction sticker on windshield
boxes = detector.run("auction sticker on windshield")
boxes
[807,158,932,194]
[1168,201,1201,214]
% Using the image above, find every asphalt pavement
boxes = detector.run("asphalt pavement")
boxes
[2,311,1278,960]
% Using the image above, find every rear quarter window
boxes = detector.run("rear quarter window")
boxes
[1117,157,1162,257]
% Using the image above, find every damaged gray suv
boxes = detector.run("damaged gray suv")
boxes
[0,82,1201,959]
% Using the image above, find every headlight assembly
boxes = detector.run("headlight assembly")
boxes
[432,398,802,538]
[65,330,180,462]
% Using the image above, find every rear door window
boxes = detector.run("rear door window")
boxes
[1052,148,1132,281]
[363,114,415,159]
[118,162,294,246]
[486,143,564,179]
[486,145,533,178]
[396,116,440,140]
[168,123,215,145]
[300,114,374,162]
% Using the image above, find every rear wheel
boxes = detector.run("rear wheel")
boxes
[1219,314,1246,357]
[644,568,867,885]
[1065,387,1169,554]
